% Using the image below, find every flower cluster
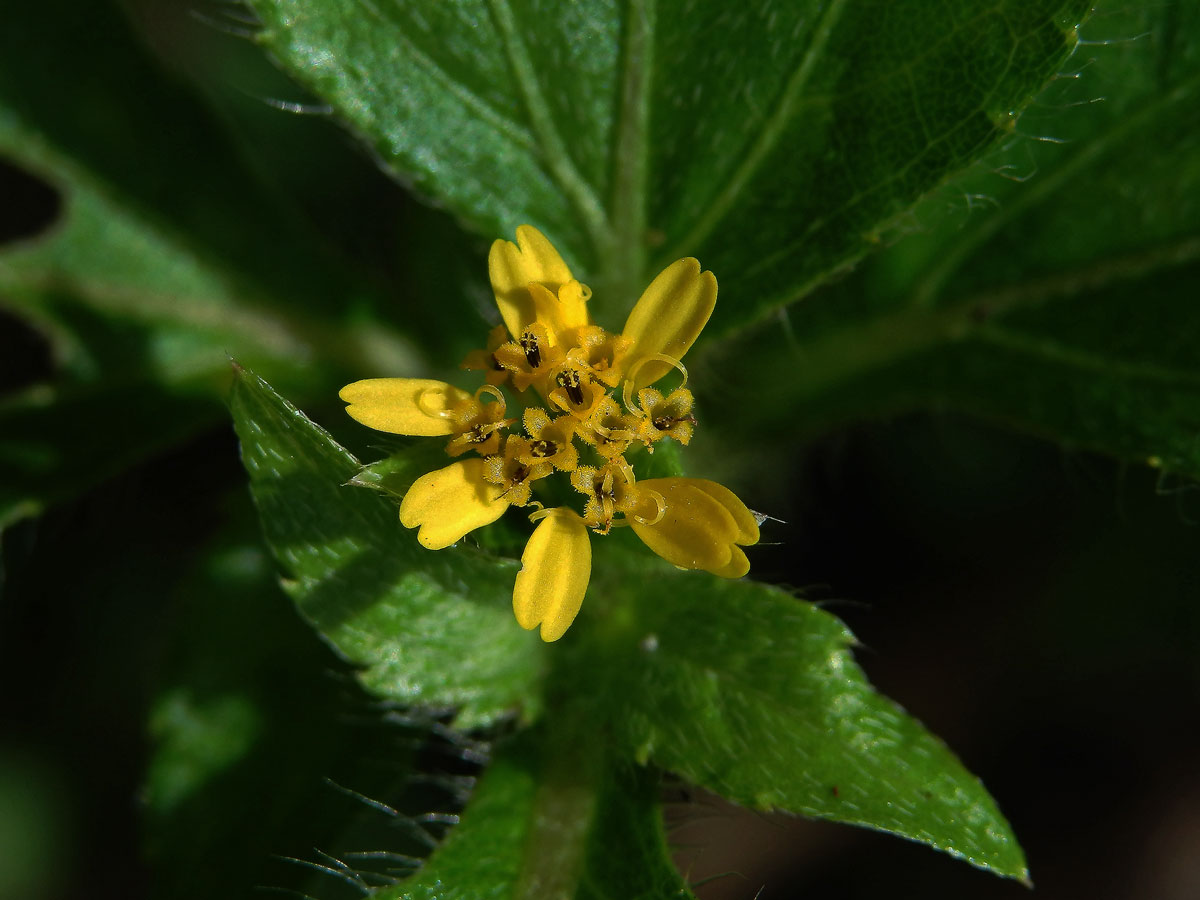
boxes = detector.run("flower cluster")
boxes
[340,226,758,641]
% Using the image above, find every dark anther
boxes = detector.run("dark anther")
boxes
[520,331,541,368]
[653,416,674,431]
[530,439,555,458]
[491,354,505,371]
[513,464,530,484]
[468,425,489,443]
[557,369,585,406]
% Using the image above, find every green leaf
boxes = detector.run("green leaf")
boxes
[710,2,1200,478]
[384,732,694,900]
[230,366,543,728]
[577,547,1026,880]
[0,1,373,323]
[249,0,1088,326]
[382,743,536,900]
[0,165,319,525]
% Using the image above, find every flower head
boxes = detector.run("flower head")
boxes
[340,226,759,641]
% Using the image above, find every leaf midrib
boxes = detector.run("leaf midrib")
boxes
[658,0,850,265]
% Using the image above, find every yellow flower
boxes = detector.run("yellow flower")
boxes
[340,226,758,642]
[627,386,695,449]
[577,397,636,460]
[519,408,579,472]
[483,435,552,506]
[570,460,640,534]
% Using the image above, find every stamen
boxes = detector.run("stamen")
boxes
[631,489,667,526]
[614,456,637,486]
[623,354,688,414]
[529,439,555,458]
[556,369,585,406]
[521,330,541,369]
[474,384,507,416]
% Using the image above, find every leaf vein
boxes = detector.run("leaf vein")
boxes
[486,0,611,252]
[661,0,850,261]
[349,0,538,152]
[976,326,1200,386]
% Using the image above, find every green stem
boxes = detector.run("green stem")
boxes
[514,718,605,900]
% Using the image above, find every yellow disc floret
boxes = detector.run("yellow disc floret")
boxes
[340,226,760,641]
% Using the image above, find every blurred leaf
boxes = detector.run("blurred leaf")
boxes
[143,512,440,900]
[249,0,1089,325]
[230,366,543,728]
[711,3,1200,479]
[0,0,417,526]
[0,751,65,900]
[383,734,693,900]
[576,547,1026,880]
[0,379,217,530]
[0,0,373,319]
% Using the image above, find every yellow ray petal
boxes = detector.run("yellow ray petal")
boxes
[488,225,573,339]
[512,509,591,642]
[689,479,760,545]
[339,378,471,436]
[629,477,739,573]
[620,257,717,388]
[399,459,510,549]
[709,545,750,579]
